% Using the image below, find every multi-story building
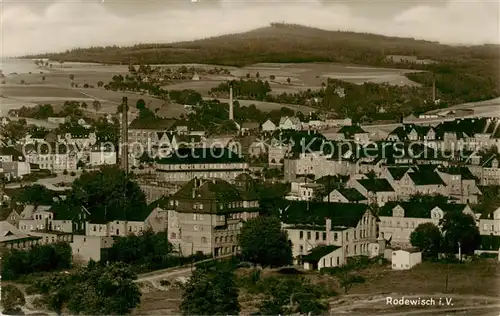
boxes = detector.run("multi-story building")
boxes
[154,147,248,184]
[165,175,260,257]
[479,207,500,236]
[378,202,474,248]
[280,201,378,260]
[346,177,397,206]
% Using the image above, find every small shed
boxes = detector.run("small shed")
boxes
[391,248,422,270]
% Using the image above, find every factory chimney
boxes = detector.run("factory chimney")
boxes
[432,75,436,103]
[229,85,234,121]
[120,96,129,174]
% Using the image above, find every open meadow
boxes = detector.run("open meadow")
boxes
[1,59,422,119]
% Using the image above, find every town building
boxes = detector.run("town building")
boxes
[391,248,422,270]
[280,201,378,259]
[165,175,260,256]
[154,147,248,184]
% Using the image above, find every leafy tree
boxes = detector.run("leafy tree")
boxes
[92,99,101,114]
[257,277,328,315]
[2,284,25,315]
[246,73,250,78]
[42,75,46,81]
[97,80,104,87]
[20,79,25,84]
[69,166,147,224]
[34,262,141,315]
[239,216,292,267]
[256,71,260,78]
[2,243,72,280]
[17,184,55,206]
[270,74,276,80]
[410,223,443,258]
[440,211,480,257]
[108,230,173,270]
[136,98,146,110]
[69,74,74,81]
[80,102,88,109]
[0,120,28,142]
[63,169,68,175]
[287,77,291,84]
[181,263,240,315]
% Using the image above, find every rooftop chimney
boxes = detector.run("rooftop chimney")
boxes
[229,86,234,121]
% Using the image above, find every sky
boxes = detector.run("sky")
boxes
[1,0,499,57]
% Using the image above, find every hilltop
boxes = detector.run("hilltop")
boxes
[28,23,499,67]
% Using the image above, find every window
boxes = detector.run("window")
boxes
[93,226,96,232]
[323,232,326,240]
[405,264,409,268]
[345,232,348,241]
[334,233,338,241]
[201,237,207,244]
[337,257,340,266]
[300,231,304,240]
[307,231,311,240]
[194,225,199,231]
[193,214,197,220]
[171,233,176,239]
[315,232,319,240]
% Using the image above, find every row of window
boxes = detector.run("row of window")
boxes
[299,231,346,242]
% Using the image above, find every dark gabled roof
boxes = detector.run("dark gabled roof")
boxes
[315,175,349,187]
[0,146,24,160]
[379,201,468,218]
[408,171,445,186]
[280,201,370,227]
[357,178,394,192]
[302,245,341,262]
[338,125,367,138]
[335,188,366,202]
[388,124,432,141]
[387,166,412,180]
[480,153,500,167]
[438,166,477,180]
[156,147,243,165]
[173,178,241,202]
[434,117,488,140]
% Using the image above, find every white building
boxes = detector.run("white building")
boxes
[261,119,277,133]
[391,248,422,270]
[301,245,344,270]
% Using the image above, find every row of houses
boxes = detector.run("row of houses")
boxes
[2,172,498,268]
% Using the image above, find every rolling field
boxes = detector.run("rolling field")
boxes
[1,60,422,118]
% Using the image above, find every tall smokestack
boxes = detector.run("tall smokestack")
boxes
[229,86,234,121]
[432,75,436,103]
[121,97,129,174]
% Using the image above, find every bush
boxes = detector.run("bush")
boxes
[70,171,76,176]
[62,169,68,175]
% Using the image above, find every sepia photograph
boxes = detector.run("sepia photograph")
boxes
[0,0,499,315]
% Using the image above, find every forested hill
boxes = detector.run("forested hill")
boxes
[27,23,498,67]
[28,23,499,104]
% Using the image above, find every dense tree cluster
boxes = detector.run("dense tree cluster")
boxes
[238,216,293,267]
[29,262,141,315]
[105,230,209,272]
[411,211,480,258]
[17,104,55,119]
[210,79,271,100]
[16,184,57,206]
[181,262,240,315]
[53,166,148,225]
[2,243,72,280]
